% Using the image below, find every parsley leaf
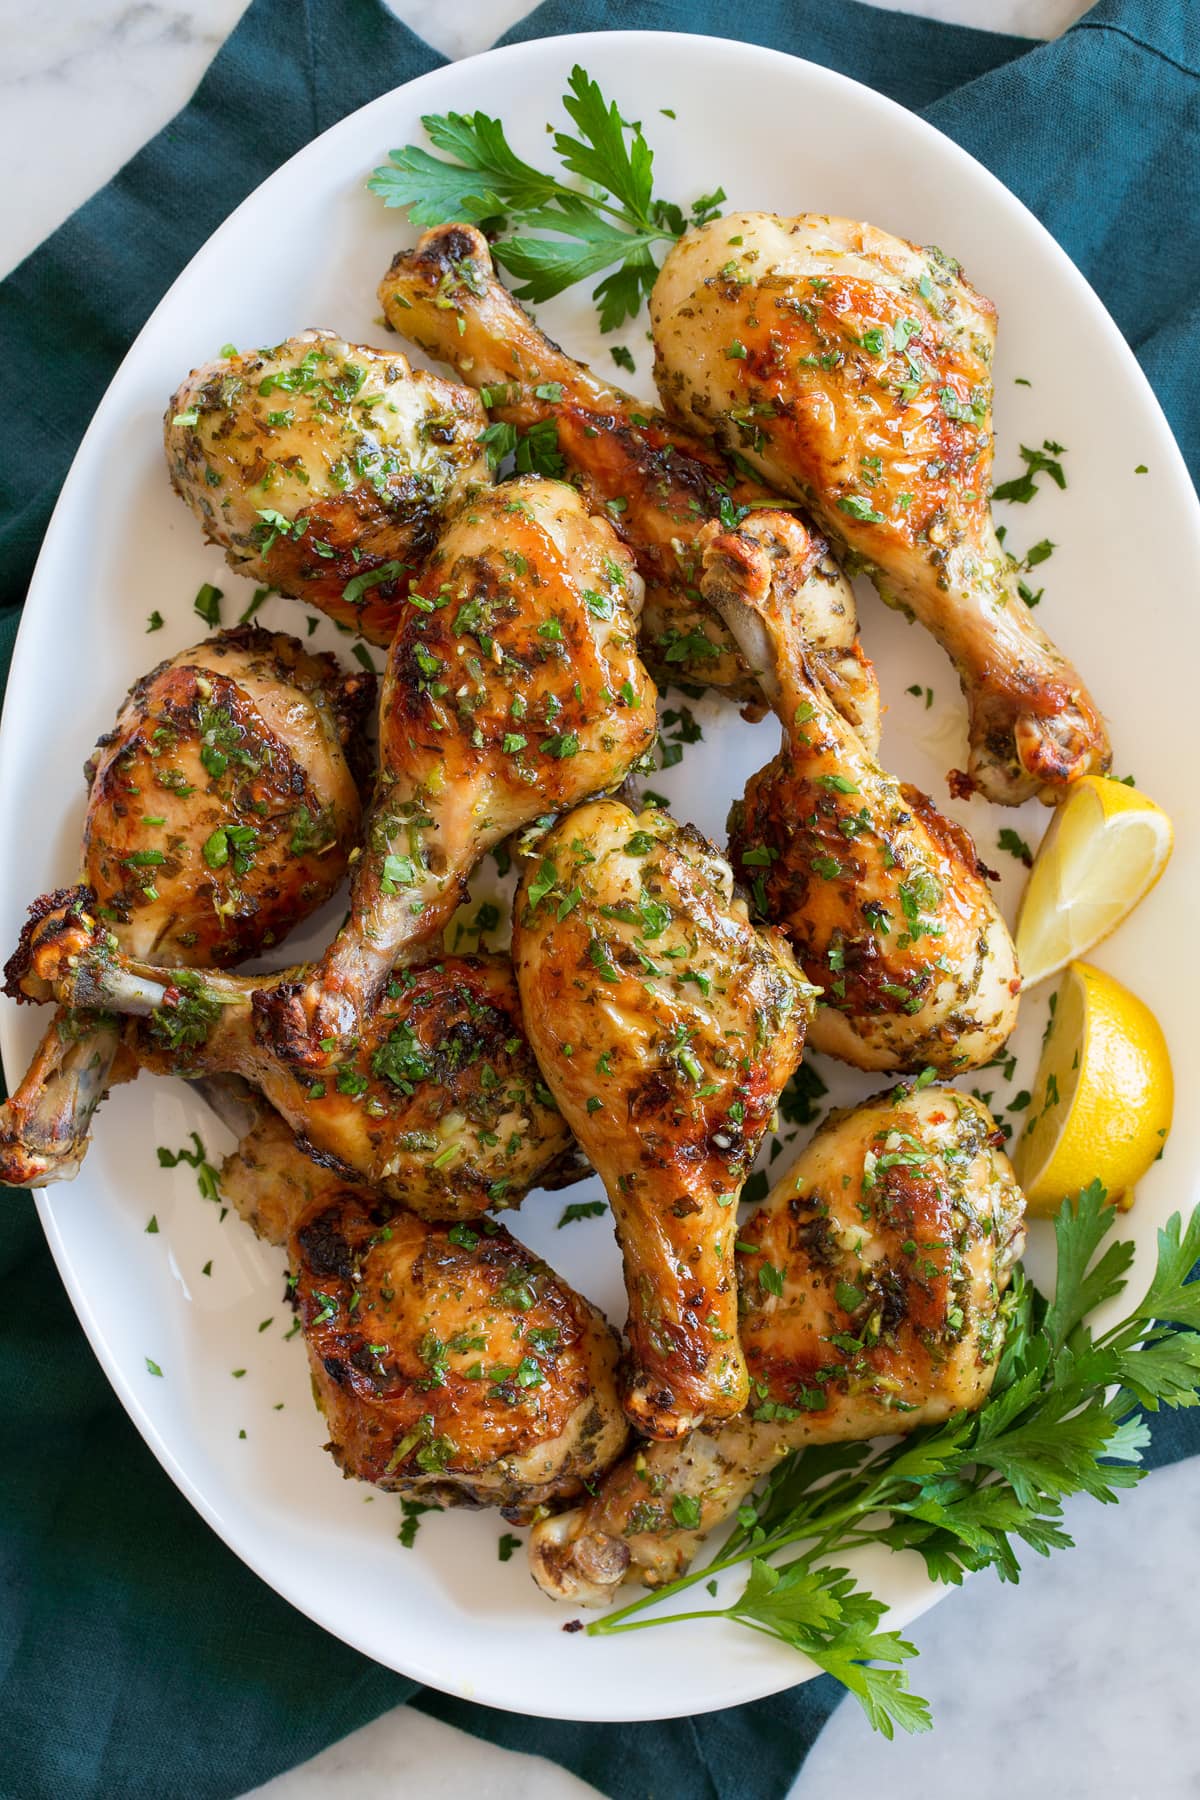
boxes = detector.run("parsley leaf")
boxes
[586,1185,1200,1739]
[369,66,724,332]
[557,1199,607,1228]
[1042,1180,1132,1352]
[993,440,1068,505]
[997,827,1033,867]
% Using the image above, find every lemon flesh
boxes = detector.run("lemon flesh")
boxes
[1014,960,1173,1215]
[1015,776,1173,990]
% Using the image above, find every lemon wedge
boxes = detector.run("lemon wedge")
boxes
[1013,960,1173,1215]
[1015,776,1173,989]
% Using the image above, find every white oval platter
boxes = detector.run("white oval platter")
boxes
[1,29,1197,1722]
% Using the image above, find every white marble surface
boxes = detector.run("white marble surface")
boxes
[5,2,1200,1798]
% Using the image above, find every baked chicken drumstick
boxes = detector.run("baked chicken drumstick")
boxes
[6,893,575,1221]
[0,627,371,1186]
[201,1081,628,1515]
[512,799,815,1441]
[650,212,1110,804]
[700,515,1019,1072]
[261,476,657,1065]
[530,1082,1025,1604]
[379,224,880,747]
[165,330,489,643]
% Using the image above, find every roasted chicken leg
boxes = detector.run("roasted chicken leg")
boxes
[512,799,815,1440]
[650,212,1110,803]
[201,1080,628,1516]
[0,628,371,1186]
[261,476,657,1065]
[379,224,880,748]
[165,331,490,643]
[6,891,576,1221]
[701,515,1020,1071]
[530,1083,1025,1604]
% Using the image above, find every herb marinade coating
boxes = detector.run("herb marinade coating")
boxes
[212,1082,628,1516]
[650,211,1109,804]
[380,219,880,743]
[261,476,657,1067]
[0,626,371,1188]
[165,330,490,643]
[530,1083,1024,1605]
[5,893,576,1222]
[699,511,1020,1071]
[514,798,815,1441]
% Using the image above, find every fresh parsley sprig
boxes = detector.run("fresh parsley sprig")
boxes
[589,1184,1200,1738]
[369,66,724,330]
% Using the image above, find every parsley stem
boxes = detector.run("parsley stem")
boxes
[593,1605,730,1634]
[587,1486,908,1639]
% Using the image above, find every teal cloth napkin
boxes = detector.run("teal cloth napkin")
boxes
[1,2,1198,1796]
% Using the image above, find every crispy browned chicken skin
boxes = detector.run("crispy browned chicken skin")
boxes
[700,514,1020,1071]
[84,627,370,967]
[165,331,490,643]
[650,212,1109,804]
[261,475,658,1065]
[0,628,371,1187]
[379,223,880,747]
[512,799,814,1440]
[6,892,576,1221]
[530,1083,1026,1604]
[205,1082,627,1516]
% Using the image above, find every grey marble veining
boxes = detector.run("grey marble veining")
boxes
[3,2,1191,1797]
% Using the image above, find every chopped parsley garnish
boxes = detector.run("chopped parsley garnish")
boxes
[290,804,336,857]
[937,386,986,426]
[342,560,405,606]
[671,1494,702,1529]
[837,494,885,524]
[993,440,1067,505]
[997,827,1033,867]
[150,974,225,1053]
[525,856,558,912]
[542,731,581,759]
[558,1200,607,1228]
[157,1131,220,1204]
[399,1497,442,1549]
[371,1022,430,1093]
[193,583,223,628]
[202,822,258,876]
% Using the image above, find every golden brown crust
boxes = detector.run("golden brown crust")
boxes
[164,332,490,644]
[259,477,658,1066]
[700,517,1019,1072]
[294,1196,628,1513]
[528,1085,1026,1606]
[379,223,879,738]
[513,799,813,1438]
[651,212,1110,802]
[83,629,368,969]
